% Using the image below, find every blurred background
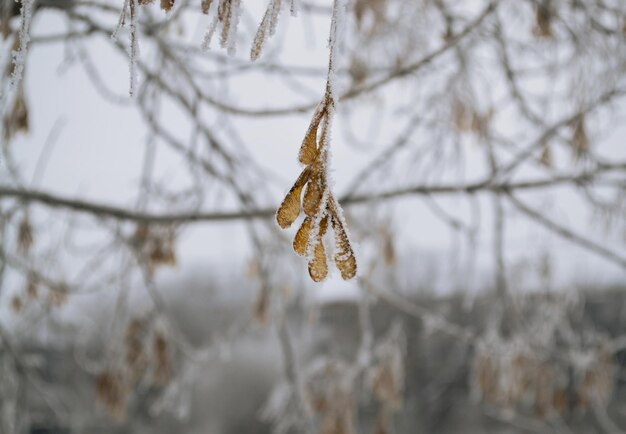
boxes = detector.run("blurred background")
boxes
[1,0,626,432]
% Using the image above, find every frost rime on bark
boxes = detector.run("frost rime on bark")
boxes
[112,0,140,96]
[250,0,285,61]
[201,0,244,54]
[9,0,34,93]
[326,0,346,103]
[129,0,140,96]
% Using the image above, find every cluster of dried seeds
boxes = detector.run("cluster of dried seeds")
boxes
[132,223,177,274]
[96,318,174,420]
[95,370,128,421]
[471,335,616,417]
[276,95,357,282]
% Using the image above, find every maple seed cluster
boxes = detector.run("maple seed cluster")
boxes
[276,98,357,282]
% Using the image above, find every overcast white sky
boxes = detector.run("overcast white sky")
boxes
[4,2,626,308]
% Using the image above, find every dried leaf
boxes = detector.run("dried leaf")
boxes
[381,227,396,266]
[132,223,150,245]
[534,1,553,38]
[125,319,146,377]
[308,240,328,282]
[10,295,23,313]
[299,117,321,165]
[319,214,329,237]
[153,333,172,385]
[452,98,472,132]
[251,7,270,61]
[219,0,232,47]
[3,86,29,142]
[293,217,312,256]
[254,286,270,325]
[303,174,323,217]
[148,239,177,268]
[25,277,38,299]
[95,371,128,421]
[201,0,213,14]
[276,167,310,228]
[160,0,175,11]
[17,215,33,254]
[571,115,588,158]
[539,144,552,167]
[332,216,357,280]
[49,288,68,307]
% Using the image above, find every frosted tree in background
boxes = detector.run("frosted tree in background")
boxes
[1,0,626,433]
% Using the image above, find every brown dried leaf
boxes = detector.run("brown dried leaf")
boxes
[378,225,396,266]
[250,7,270,61]
[571,115,589,158]
[10,295,23,313]
[319,214,329,237]
[331,216,357,280]
[160,0,175,11]
[219,0,232,47]
[253,286,270,325]
[201,0,213,14]
[3,85,29,142]
[132,223,150,245]
[303,175,323,217]
[452,98,472,132]
[308,240,328,282]
[49,288,68,307]
[276,167,310,228]
[26,277,38,299]
[17,215,33,254]
[293,217,312,256]
[539,144,552,167]
[148,238,177,268]
[534,2,553,38]
[299,118,321,165]
[95,371,128,421]
[153,333,172,386]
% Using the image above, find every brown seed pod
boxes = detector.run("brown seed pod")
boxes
[534,1,553,38]
[10,295,23,313]
[299,114,323,165]
[160,0,174,11]
[250,12,269,61]
[153,333,172,386]
[26,277,38,299]
[539,144,552,167]
[276,167,311,228]
[219,0,232,47]
[3,86,29,142]
[293,217,312,256]
[277,97,357,282]
[319,214,329,238]
[308,239,328,282]
[17,215,33,254]
[95,370,128,421]
[571,115,589,158]
[330,211,357,280]
[201,0,213,14]
[303,174,323,217]
[253,285,270,325]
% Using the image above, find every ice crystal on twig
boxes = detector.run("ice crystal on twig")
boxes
[251,0,284,61]
[201,0,244,54]
[112,0,141,96]
[7,0,34,95]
